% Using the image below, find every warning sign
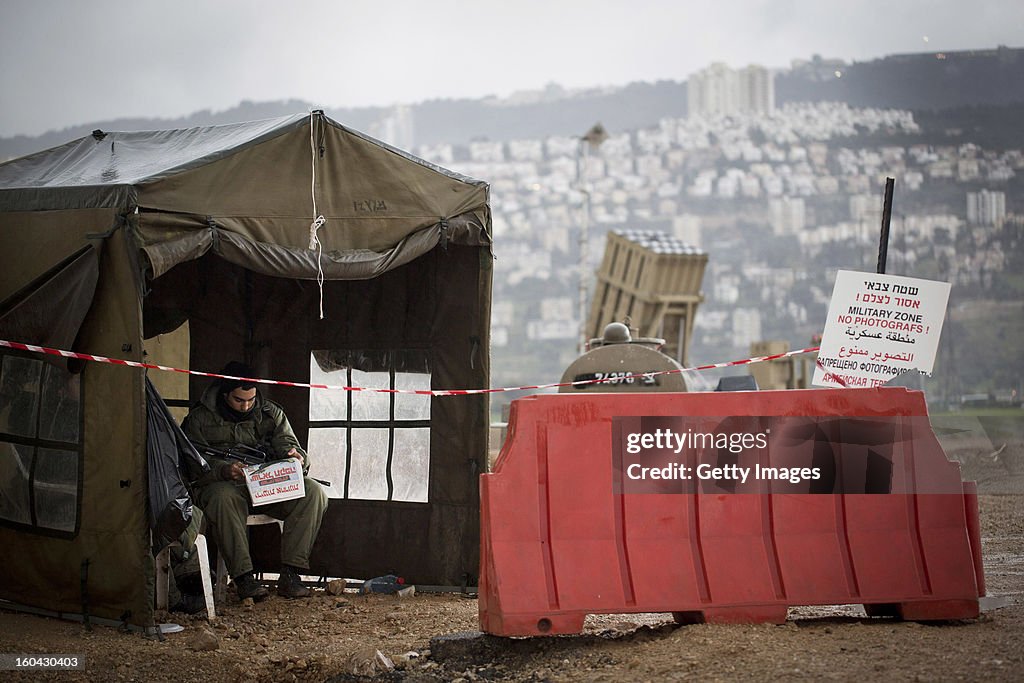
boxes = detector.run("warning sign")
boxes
[812,270,951,389]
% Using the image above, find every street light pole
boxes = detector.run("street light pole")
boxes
[577,143,592,355]
[576,123,608,355]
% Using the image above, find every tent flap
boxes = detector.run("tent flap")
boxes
[139,226,214,280]
[140,210,489,280]
[0,244,99,350]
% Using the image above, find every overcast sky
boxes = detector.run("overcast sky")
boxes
[0,0,1020,137]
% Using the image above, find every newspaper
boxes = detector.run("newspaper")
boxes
[243,457,305,505]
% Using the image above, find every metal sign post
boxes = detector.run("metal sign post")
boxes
[877,177,895,274]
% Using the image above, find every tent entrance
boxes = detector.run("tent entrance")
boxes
[143,246,487,585]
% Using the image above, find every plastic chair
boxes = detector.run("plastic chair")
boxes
[155,533,216,619]
[213,514,284,602]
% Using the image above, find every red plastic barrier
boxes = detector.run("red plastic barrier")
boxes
[479,388,984,636]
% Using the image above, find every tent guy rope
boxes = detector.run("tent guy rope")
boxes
[307,110,327,320]
[0,338,821,396]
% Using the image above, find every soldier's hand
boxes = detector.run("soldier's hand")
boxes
[220,462,246,481]
[287,447,304,465]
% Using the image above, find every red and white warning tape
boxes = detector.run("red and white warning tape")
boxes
[0,339,820,396]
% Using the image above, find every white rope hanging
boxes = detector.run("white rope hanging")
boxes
[308,111,327,319]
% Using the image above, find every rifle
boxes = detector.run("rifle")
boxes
[199,443,271,468]
[199,443,332,487]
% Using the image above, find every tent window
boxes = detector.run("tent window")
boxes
[307,350,430,503]
[0,352,82,535]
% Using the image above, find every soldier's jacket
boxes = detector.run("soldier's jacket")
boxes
[182,384,309,488]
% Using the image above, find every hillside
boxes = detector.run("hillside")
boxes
[1,46,1021,160]
[777,46,1024,111]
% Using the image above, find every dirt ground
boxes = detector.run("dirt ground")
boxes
[0,491,1020,683]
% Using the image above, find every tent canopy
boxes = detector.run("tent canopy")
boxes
[0,112,490,280]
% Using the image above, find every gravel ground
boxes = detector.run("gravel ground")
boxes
[0,493,1020,682]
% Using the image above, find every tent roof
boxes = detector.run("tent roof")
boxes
[0,115,306,190]
[0,112,491,282]
[0,113,485,213]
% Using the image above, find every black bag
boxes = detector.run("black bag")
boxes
[145,377,209,549]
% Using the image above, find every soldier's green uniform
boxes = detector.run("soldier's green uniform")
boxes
[182,383,328,580]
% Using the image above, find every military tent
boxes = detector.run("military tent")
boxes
[0,112,491,629]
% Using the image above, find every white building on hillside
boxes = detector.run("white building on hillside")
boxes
[966,189,1006,225]
[687,62,775,118]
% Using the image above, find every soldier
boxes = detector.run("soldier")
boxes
[182,362,327,600]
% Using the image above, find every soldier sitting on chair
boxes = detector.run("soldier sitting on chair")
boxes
[182,361,327,601]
